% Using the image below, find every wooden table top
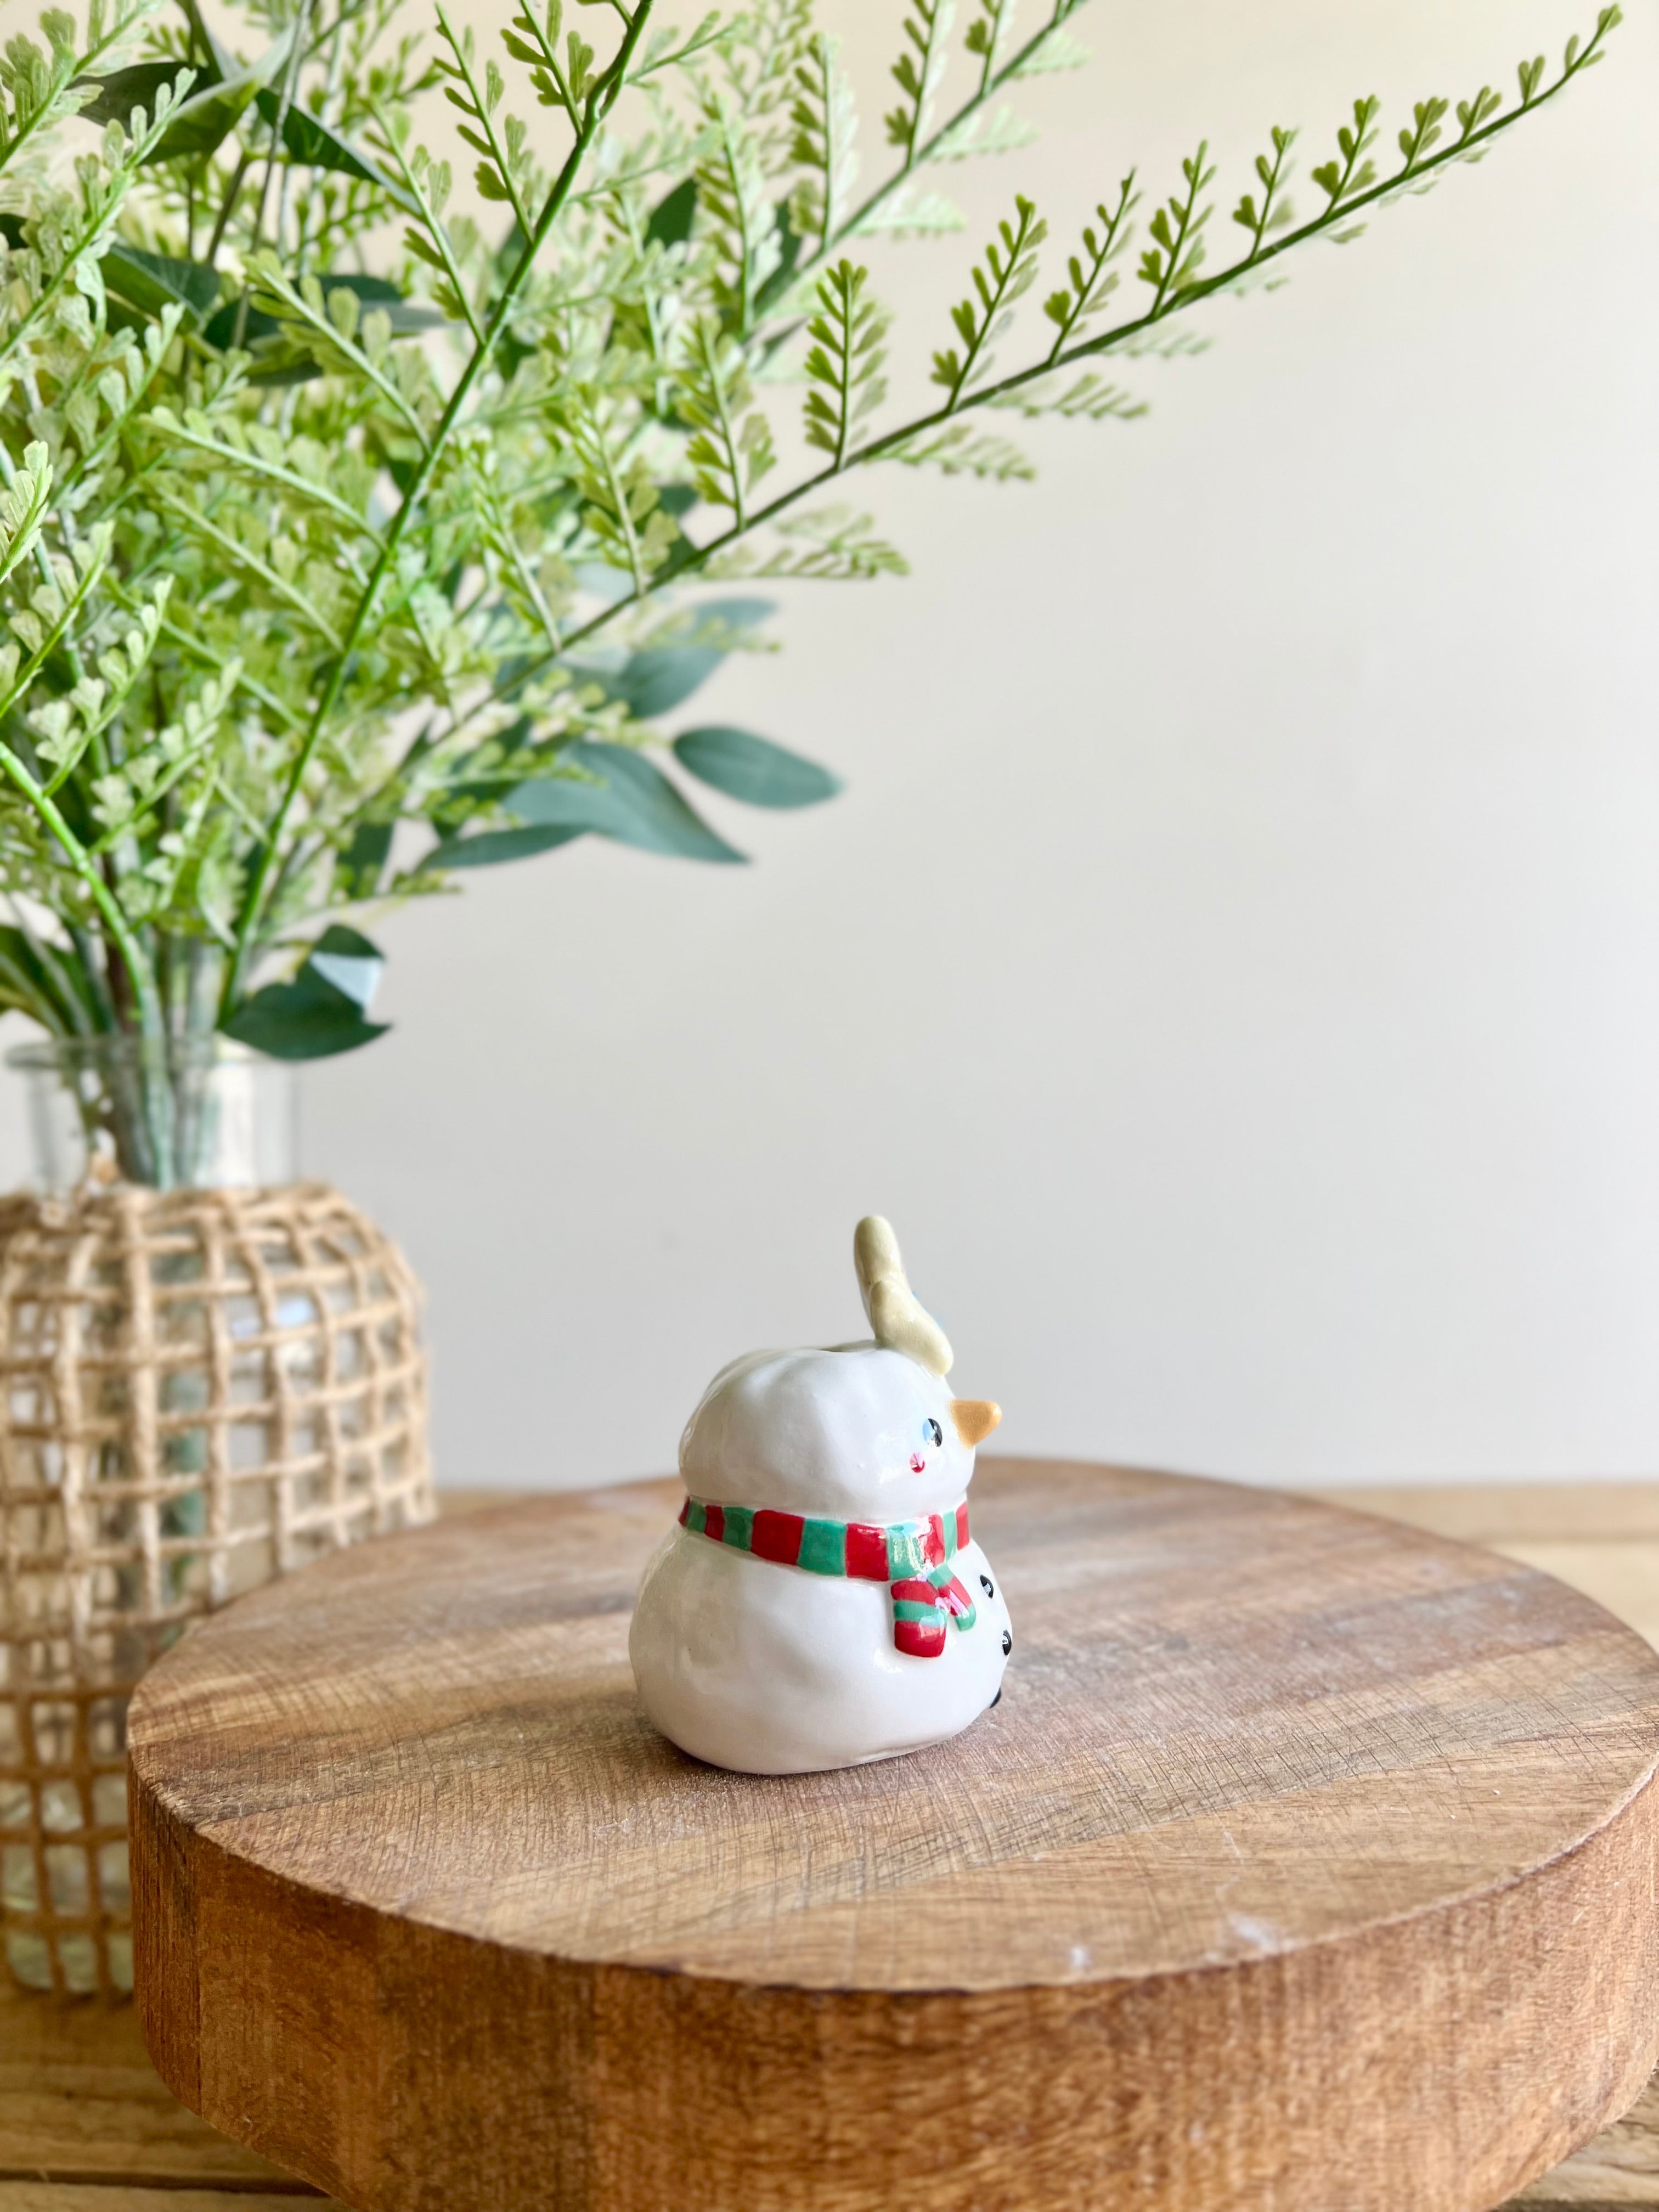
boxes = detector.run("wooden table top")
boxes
[7,1480,1659,2211]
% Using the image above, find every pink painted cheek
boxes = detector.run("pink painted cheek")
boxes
[909,1453,926,1474]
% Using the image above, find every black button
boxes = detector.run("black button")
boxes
[979,1574,994,1598]
[1001,1628,1012,1656]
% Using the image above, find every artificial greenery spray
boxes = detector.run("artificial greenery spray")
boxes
[0,0,1623,1175]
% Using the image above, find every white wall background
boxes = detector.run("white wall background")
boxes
[8,0,1655,1489]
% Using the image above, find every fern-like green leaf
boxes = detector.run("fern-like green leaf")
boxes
[931,191,1046,404]
[802,260,888,466]
[883,0,956,163]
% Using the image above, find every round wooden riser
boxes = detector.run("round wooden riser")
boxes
[128,1462,1659,2212]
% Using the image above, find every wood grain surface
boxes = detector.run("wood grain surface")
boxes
[124,1460,1659,2212]
[12,1869,1659,2209]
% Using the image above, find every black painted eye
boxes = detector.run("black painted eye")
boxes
[979,1574,994,1598]
[1001,1628,1013,1656]
[925,1418,942,1447]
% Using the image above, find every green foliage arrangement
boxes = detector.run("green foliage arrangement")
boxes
[0,0,1623,1110]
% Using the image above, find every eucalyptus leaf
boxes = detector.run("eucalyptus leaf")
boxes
[222,924,389,1059]
[223,985,388,1058]
[77,12,292,161]
[253,91,419,212]
[338,819,393,899]
[203,272,443,355]
[420,825,583,870]
[508,742,746,863]
[309,274,447,335]
[74,59,189,129]
[153,36,293,161]
[307,923,384,1009]
[646,176,697,247]
[573,597,775,718]
[200,299,283,352]
[163,65,283,163]
[600,645,723,719]
[673,726,842,809]
[685,596,776,633]
[103,242,221,323]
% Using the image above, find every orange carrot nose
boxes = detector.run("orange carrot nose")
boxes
[949,1398,1002,1447]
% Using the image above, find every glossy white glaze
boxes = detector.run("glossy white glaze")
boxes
[630,1341,1011,1774]
[682,1344,972,1521]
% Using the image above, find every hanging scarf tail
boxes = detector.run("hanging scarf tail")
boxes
[890,1567,977,1656]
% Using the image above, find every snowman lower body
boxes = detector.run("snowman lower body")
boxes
[630,1526,1012,1774]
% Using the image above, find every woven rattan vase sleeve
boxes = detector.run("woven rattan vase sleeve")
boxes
[0,1180,433,1996]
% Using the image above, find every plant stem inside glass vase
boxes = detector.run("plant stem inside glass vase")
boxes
[7,1032,297,1194]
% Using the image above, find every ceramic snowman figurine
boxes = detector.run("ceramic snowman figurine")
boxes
[630,1217,1010,1774]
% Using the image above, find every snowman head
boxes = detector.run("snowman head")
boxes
[679,1219,1001,1522]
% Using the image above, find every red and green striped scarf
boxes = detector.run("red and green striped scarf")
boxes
[678,1494,978,1658]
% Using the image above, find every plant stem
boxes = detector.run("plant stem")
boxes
[205,148,254,266]
[270,1,317,261]
[0,741,163,1034]
[234,0,314,347]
